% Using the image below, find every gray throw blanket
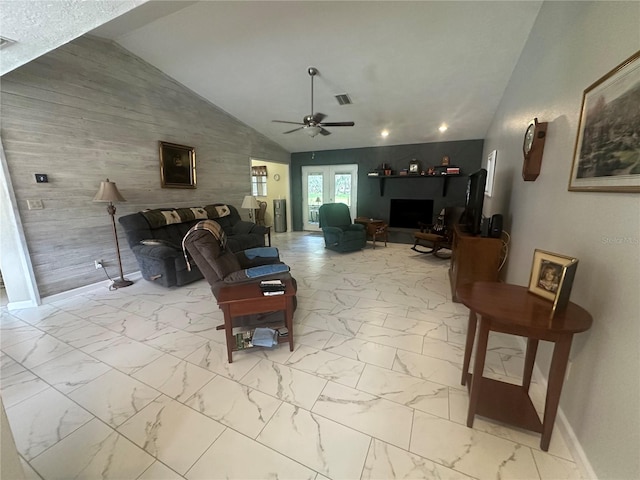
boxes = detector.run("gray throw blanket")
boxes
[181,220,227,271]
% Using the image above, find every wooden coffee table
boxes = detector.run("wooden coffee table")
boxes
[457,282,592,451]
[217,279,295,363]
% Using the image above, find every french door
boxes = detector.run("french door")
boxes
[302,164,358,231]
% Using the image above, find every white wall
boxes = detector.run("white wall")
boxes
[482,2,639,478]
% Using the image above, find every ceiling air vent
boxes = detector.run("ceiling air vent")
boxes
[0,37,16,49]
[335,94,352,105]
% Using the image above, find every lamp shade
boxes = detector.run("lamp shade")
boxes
[93,179,126,203]
[241,195,259,209]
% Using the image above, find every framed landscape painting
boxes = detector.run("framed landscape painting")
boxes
[159,141,196,188]
[568,50,640,192]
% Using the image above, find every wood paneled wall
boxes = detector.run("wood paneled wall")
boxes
[1,35,290,297]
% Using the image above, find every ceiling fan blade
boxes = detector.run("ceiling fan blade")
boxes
[319,121,355,127]
[319,128,331,136]
[283,127,304,134]
[273,120,304,125]
[312,112,327,123]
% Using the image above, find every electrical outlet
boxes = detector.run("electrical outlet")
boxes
[27,199,44,210]
[94,260,103,270]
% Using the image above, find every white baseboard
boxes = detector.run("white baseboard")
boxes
[41,271,143,305]
[7,299,39,311]
[530,361,597,479]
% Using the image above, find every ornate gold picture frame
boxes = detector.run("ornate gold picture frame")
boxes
[159,141,196,188]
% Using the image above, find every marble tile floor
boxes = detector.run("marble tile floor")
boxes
[0,232,583,480]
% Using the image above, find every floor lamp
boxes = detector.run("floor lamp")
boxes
[93,179,133,289]
[241,195,259,222]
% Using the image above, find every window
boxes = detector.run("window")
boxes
[251,166,268,196]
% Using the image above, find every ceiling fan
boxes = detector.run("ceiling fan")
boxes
[272,67,354,137]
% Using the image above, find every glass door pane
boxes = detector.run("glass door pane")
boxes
[334,172,352,207]
[307,173,323,225]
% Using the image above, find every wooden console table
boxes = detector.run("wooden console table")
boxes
[217,279,295,363]
[449,225,502,302]
[457,282,592,451]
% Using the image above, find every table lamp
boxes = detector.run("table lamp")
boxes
[241,195,259,222]
[93,179,133,289]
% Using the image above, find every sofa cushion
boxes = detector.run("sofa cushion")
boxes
[140,239,181,250]
[210,251,242,280]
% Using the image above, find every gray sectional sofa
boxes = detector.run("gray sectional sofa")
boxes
[119,204,267,287]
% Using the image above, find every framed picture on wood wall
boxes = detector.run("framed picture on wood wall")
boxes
[159,141,196,188]
[568,50,640,192]
[485,150,497,197]
[528,249,579,316]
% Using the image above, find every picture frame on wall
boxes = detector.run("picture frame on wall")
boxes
[568,50,640,192]
[159,141,196,188]
[485,150,497,197]
[528,249,579,316]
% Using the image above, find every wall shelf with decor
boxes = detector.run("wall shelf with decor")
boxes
[369,173,461,196]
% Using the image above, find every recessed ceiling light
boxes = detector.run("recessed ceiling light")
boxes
[439,124,448,133]
[381,130,389,138]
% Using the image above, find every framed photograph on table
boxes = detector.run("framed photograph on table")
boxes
[528,249,579,316]
[159,141,196,188]
[568,50,640,192]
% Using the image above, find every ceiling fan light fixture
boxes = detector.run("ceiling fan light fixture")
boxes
[305,126,322,137]
[272,67,354,137]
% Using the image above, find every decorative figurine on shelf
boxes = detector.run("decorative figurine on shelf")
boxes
[428,166,435,175]
[409,159,420,175]
[441,155,450,166]
[379,163,392,176]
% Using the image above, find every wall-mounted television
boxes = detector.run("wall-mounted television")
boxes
[460,168,487,235]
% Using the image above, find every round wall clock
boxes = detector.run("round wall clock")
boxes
[522,118,548,181]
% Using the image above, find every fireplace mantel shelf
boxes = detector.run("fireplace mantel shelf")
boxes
[370,174,461,196]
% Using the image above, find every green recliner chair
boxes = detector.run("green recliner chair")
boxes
[318,203,367,253]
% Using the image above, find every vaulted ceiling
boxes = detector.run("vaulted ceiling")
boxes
[2,1,543,153]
